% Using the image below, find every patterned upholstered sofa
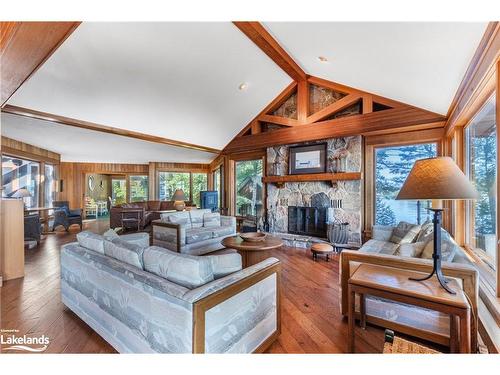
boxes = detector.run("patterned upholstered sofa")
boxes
[61,231,280,353]
[152,209,236,255]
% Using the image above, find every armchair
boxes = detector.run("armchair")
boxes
[52,200,83,231]
[24,213,42,245]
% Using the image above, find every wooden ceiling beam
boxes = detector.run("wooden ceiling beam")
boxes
[233,22,307,82]
[306,93,362,123]
[1,22,81,107]
[1,105,220,154]
[445,22,500,136]
[223,107,446,153]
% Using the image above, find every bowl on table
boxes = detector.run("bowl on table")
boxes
[239,232,267,242]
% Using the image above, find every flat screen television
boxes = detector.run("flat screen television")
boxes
[200,191,218,212]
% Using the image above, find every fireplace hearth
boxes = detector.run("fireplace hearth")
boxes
[288,206,327,238]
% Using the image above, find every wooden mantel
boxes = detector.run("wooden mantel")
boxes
[262,172,362,188]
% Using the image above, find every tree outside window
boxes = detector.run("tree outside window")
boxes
[158,172,191,201]
[375,143,437,226]
[235,159,263,217]
[192,173,208,207]
[130,175,148,202]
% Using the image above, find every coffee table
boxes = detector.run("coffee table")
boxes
[221,234,283,268]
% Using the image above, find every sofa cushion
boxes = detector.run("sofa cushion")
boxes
[185,228,213,244]
[415,221,434,244]
[398,242,426,258]
[76,231,105,254]
[389,221,421,244]
[142,246,214,288]
[189,209,207,228]
[103,238,145,269]
[203,212,221,228]
[147,200,161,211]
[164,211,190,226]
[211,225,235,238]
[102,229,120,241]
[359,239,398,255]
[205,253,242,278]
[420,229,458,263]
[372,225,394,241]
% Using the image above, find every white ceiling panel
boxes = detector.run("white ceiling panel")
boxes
[1,113,216,164]
[264,22,487,114]
[7,22,292,150]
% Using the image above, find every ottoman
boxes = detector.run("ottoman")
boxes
[311,243,334,261]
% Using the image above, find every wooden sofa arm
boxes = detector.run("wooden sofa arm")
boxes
[152,220,183,252]
[339,250,479,350]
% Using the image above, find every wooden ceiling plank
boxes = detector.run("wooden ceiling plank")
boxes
[1,22,81,106]
[233,22,307,82]
[224,106,445,153]
[296,80,309,122]
[306,93,362,123]
[1,105,220,154]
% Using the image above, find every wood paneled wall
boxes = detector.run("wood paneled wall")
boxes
[1,136,60,164]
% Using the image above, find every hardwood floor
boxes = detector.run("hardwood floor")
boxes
[0,219,385,354]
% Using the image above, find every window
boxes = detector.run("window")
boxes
[158,172,191,201]
[2,156,40,208]
[192,173,208,207]
[44,164,56,208]
[235,159,263,217]
[214,166,222,209]
[465,96,497,270]
[129,175,148,202]
[375,143,437,226]
[111,178,127,205]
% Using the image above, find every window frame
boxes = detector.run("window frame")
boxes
[128,174,149,202]
[2,153,43,209]
[234,158,264,219]
[156,170,208,206]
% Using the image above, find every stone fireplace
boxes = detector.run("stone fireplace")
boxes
[266,136,362,245]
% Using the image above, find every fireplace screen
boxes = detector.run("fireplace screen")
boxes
[288,206,327,238]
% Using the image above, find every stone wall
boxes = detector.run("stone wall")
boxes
[266,136,362,243]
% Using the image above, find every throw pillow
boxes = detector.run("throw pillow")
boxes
[398,242,426,258]
[205,252,242,278]
[415,221,434,244]
[420,229,458,263]
[103,229,120,241]
[103,238,146,269]
[389,221,421,244]
[203,212,221,228]
[76,231,105,254]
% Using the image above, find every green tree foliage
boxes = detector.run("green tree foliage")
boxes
[130,176,148,202]
[192,173,208,207]
[159,172,191,201]
[236,159,263,216]
[112,179,126,205]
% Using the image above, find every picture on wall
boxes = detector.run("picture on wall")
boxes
[289,143,327,174]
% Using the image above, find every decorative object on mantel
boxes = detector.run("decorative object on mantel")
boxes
[396,156,479,294]
[289,143,327,175]
[172,189,186,211]
[331,148,349,173]
[328,222,350,244]
[239,232,267,242]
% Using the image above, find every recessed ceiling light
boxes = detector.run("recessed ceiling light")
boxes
[318,56,328,63]
[238,83,248,91]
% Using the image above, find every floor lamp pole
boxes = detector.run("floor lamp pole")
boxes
[409,208,456,294]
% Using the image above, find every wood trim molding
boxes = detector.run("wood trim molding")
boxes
[1,22,81,106]
[306,93,362,123]
[445,22,500,136]
[1,105,220,154]
[233,22,306,82]
[258,114,300,127]
[1,136,61,164]
[224,106,445,153]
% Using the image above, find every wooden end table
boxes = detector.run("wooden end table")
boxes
[348,264,471,353]
[120,209,142,232]
[221,235,283,268]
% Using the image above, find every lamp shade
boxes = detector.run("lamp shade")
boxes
[12,188,32,198]
[396,156,479,201]
[172,189,186,201]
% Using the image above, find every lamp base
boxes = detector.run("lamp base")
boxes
[173,201,185,211]
[408,208,456,294]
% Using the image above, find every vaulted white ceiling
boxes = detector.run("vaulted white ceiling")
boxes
[6,22,292,152]
[264,22,487,115]
[2,22,489,164]
[1,113,216,164]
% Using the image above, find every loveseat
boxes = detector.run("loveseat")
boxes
[61,231,281,353]
[152,209,236,255]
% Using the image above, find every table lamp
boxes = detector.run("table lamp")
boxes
[172,189,186,211]
[12,188,32,210]
[396,157,479,294]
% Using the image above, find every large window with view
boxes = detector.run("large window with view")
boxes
[235,159,263,217]
[375,143,437,226]
[2,155,40,208]
[111,178,127,205]
[465,95,497,271]
[192,173,208,208]
[44,164,56,208]
[158,172,191,201]
[129,175,148,202]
